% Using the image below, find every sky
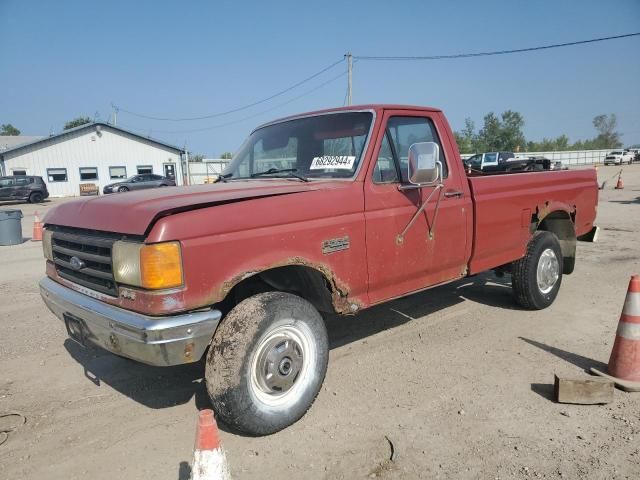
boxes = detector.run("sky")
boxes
[1,0,639,156]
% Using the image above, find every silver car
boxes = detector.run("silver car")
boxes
[103,174,176,194]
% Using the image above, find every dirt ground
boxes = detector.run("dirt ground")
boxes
[1,165,639,479]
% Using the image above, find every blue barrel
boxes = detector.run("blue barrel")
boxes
[0,209,24,246]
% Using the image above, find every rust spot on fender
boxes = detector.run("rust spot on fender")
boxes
[216,256,359,314]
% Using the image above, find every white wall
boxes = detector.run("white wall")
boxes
[2,125,183,197]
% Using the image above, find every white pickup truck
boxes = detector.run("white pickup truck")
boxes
[604,150,634,165]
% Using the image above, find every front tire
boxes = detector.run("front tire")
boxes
[205,292,329,436]
[512,231,563,310]
[118,186,129,193]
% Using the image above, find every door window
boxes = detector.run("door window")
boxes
[385,116,448,182]
[483,153,498,165]
[372,133,399,183]
[15,177,32,186]
[0,177,16,187]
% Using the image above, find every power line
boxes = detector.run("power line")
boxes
[116,58,344,121]
[119,68,349,135]
[354,32,640,61]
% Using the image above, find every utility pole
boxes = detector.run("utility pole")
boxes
[184,146,191,186]
[111,104,118,126]
[345,52,353,105]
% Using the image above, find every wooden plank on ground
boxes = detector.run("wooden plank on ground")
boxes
[554,374,614,404]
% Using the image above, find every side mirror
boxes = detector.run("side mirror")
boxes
[408,142,441,185]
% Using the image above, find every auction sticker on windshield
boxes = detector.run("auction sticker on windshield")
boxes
[310,155,356,170]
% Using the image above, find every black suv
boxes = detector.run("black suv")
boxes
[0,176,49,203]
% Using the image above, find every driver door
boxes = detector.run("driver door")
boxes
[364,111,470,304]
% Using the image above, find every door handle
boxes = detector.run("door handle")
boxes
[444,190,464,198]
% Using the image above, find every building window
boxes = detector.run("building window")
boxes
[109,166,127,179]
[47,168,68,182]
[12,169,27,176]
[79,167,98,181]
[137,165,153,174]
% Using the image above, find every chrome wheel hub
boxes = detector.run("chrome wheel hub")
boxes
[537,248,559,294]
[255,335,303,393]
[250,323,314,407]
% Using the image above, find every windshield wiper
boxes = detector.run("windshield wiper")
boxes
[213,172,233,183]
[250,168,309,182]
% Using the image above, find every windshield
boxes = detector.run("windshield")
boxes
[223,112,373,180]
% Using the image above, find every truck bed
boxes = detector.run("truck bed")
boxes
[467,168,598,274]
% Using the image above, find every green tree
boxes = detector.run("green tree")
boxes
[476,112,502,152]
[498,110,526,151]
[190,154,205,162]
[591,114,622,148]
[64,117,91,130]
[1,123,21,136]
[220,152,233,159]
[455,118,476,154]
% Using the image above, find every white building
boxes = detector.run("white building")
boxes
[0,122,185,197]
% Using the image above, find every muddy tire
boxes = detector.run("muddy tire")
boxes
[512,231,563,310]
[205,292,329,436]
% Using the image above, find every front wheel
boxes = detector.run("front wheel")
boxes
[512,231,563,310]
[205,292,329,435]
[118,186,129,193]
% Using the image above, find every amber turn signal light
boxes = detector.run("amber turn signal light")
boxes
[140,242,183,290]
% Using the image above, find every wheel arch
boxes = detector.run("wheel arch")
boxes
[534,206,577,274]
[217,259,355,316]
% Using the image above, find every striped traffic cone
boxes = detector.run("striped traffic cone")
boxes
[615,172,624,189]
[191,409,231,480]
[591,275,640,392]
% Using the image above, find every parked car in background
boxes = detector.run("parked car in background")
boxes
[0,175,49,203]
[603,150,634,165]
[464,152,557,172]
[625,148,640,162]
[103,174,176,194]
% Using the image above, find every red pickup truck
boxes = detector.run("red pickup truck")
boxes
[39,105,598,435]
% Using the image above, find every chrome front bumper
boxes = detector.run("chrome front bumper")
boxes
[39,277,222,366]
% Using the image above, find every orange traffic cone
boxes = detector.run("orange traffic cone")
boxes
[615,172,624,189]
[32,211,43,242]
[191,410,231,480]
[591,275,640,392]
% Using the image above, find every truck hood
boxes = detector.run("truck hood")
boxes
[44,180,322,236]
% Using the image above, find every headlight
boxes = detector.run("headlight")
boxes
[43,229,53,261]
[113,241,183,290]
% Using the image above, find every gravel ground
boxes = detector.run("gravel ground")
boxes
[1,165,639,479]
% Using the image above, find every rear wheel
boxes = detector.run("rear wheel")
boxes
[205,292,329,435]
[512,231,563,310]
[29,192,43,203]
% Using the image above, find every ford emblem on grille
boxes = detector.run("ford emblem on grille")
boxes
[69,256,86,271]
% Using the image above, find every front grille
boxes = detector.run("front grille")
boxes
[51,227,120,296]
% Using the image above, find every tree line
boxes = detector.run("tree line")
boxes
[3,112,624,156]
[454,111,623,154]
